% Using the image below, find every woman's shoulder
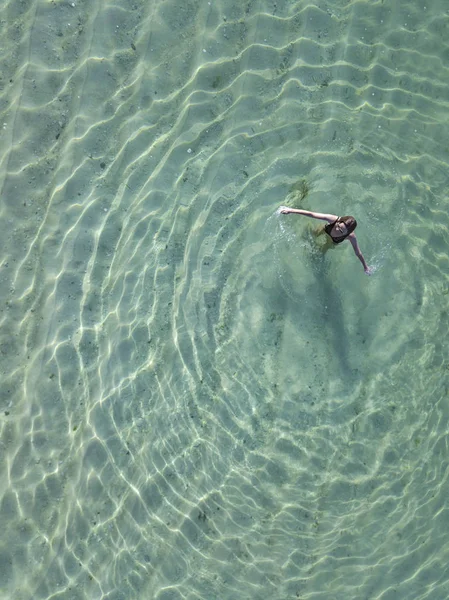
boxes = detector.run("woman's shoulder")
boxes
[322,213,339,223]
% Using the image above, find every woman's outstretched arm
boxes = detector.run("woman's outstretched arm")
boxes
[280,207,337,223]
[349,234,371,274]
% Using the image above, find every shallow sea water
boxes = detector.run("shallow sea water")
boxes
[1,0,449,598]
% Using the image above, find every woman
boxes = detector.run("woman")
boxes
[280,207,371,275]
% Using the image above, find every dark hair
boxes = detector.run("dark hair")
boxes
[339,216,357,235]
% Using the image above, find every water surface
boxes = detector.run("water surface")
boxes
[1,0,449,598]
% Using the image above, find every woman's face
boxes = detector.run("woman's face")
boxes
[332,221,347,237]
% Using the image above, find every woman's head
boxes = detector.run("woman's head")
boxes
[336,215,357,236]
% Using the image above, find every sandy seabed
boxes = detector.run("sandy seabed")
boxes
[1,0,449,598]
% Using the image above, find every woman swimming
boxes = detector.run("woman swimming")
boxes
[280,207,372,275]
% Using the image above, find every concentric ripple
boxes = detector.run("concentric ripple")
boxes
[1,0,449,598]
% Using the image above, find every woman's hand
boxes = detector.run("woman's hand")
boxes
[364,266,373,276]
[280,206,292,214]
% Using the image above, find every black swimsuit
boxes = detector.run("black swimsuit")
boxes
[324,218,350,244]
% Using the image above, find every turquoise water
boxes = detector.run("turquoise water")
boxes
[1,0,449,598]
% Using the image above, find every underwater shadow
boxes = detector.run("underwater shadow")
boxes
[306,240,356,383]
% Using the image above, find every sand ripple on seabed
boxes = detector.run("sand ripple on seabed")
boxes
[1,0,449,598]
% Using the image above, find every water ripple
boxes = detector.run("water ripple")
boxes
[1,0,449,599]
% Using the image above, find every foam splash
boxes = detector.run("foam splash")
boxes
[366,241,392,276]
[276,205,289,215]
